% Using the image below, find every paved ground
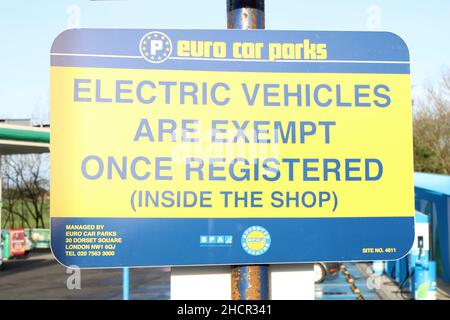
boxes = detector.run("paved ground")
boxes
[0,250,170,300]
[356,263,450,300]
[319,263,450,300]
[2,252,449,300]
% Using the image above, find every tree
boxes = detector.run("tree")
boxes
[1,154,49,229]
[413,71,450,174]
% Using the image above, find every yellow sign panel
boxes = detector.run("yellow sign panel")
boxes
[51,67,413,218]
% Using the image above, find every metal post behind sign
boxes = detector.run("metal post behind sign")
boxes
[227,0,269,300]
[227,0,265,29]
[123,267,130,300]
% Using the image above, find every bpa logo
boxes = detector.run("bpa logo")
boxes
[140,31,172,63]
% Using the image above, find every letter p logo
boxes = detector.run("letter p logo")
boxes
[140,31,172,63]
[150,40,163,56]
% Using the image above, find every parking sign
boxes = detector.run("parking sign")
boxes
[51,29,414,267]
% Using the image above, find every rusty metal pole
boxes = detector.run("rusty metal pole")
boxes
[228,0,269,300]
[227,0,265,29]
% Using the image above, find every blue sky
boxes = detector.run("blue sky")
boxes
[1,0,449,121]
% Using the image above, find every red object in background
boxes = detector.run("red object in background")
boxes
[9,228,25,256]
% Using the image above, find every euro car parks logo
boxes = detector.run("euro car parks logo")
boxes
[140,31,172,63]
[241,226,271,256]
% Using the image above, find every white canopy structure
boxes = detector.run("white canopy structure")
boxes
[0,124,50,155]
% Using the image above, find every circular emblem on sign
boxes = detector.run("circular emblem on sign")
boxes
[241,226,271,256]
[139,31,172,63]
